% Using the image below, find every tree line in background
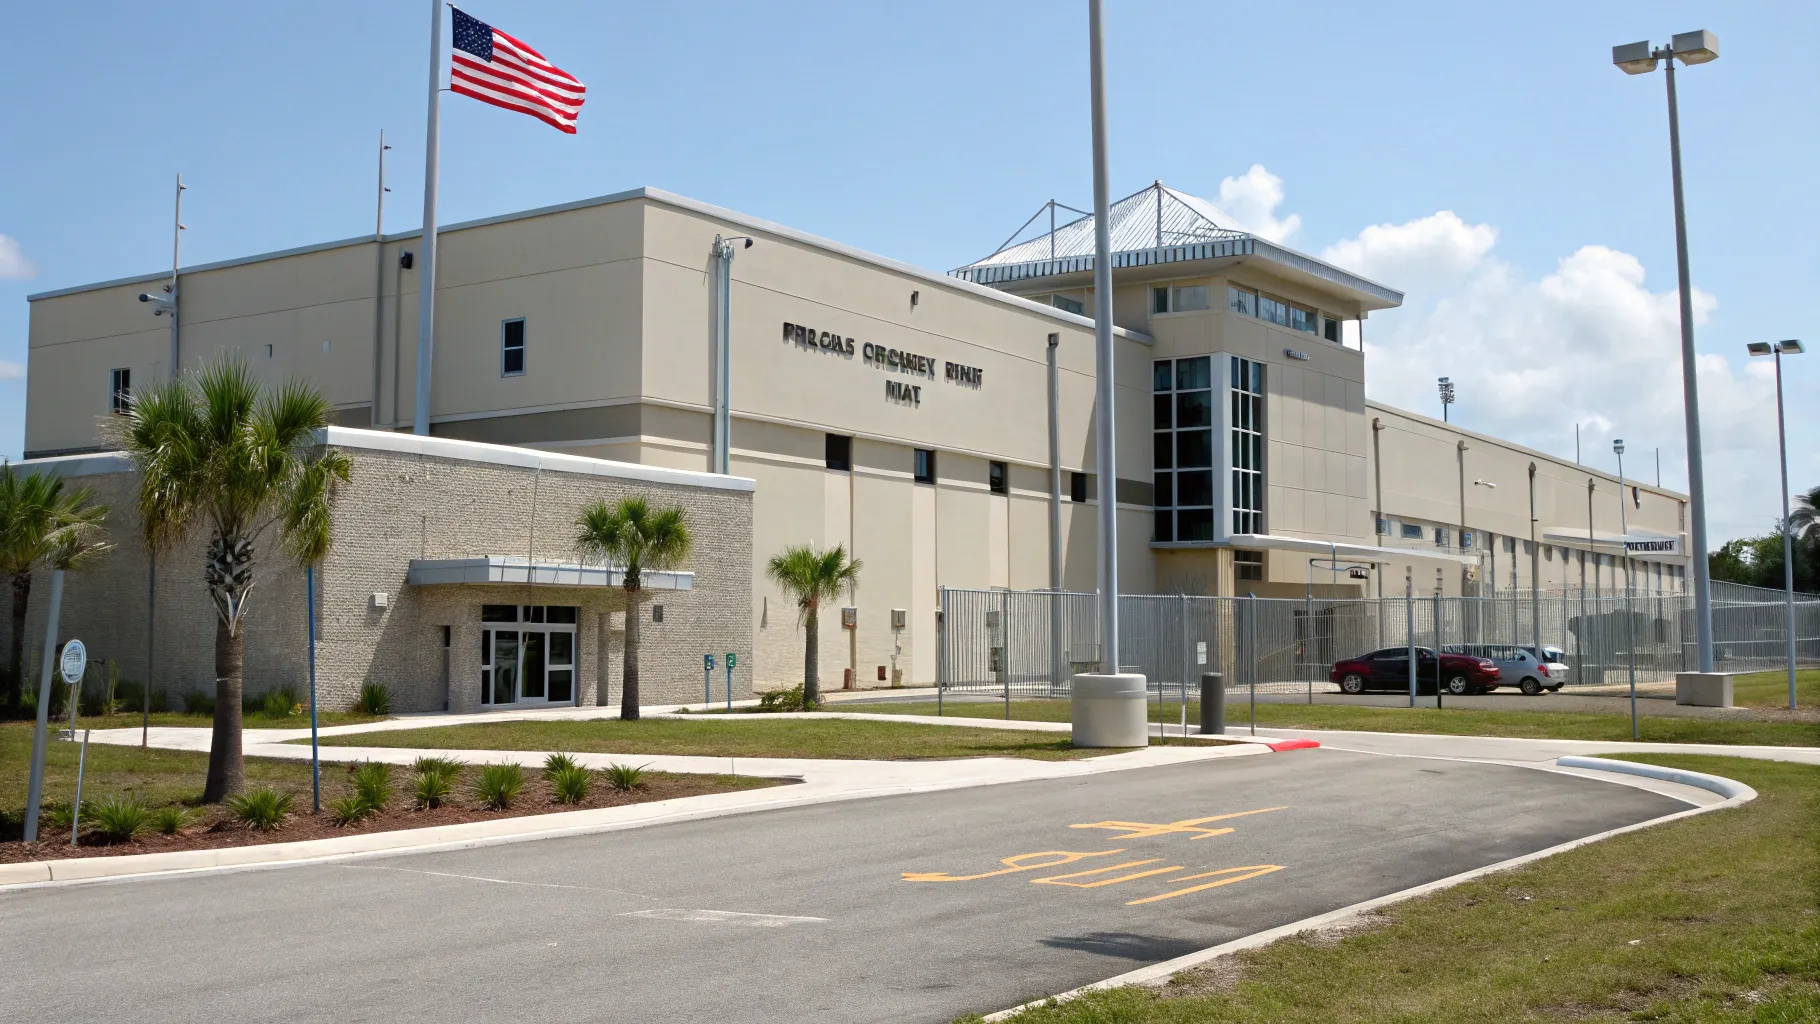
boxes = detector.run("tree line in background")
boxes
[1708,485,1820,594]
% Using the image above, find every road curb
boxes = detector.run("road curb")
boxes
[980,755,1756,1021]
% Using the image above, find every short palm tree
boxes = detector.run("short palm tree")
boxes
[765,544,861,706]
[1789,485,1820,539]
[0,464,111,715]
[575,496,692,720]
[112,358,349,801]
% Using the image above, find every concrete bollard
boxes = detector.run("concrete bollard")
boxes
[1199,672,1225,735]
[1071,673,1148,748]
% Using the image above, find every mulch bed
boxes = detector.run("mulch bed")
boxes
[0,770,785,865]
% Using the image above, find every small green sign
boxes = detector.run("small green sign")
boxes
[726,652,737,669]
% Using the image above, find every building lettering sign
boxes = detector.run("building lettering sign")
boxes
[1624,538,1679,554]
[782,321,984,408]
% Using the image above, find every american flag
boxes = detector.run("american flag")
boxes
[450,8,586,134]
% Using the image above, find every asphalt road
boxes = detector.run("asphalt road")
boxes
[1,750,1686,1023]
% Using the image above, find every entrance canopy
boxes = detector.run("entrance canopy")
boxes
[407,557,694,590]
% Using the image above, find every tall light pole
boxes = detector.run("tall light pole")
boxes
[1615,438,1638,739]
[1437,377,1455,422]
[1747,339,1805,708]
[709,235,754,475]
[1087,0,1120,674]
[134,174,185,750]
[1613,29,1720,673]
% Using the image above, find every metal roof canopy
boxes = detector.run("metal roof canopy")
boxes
[952,181,1404,311]
[407,557,694,590]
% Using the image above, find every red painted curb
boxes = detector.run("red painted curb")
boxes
[1265,738,1321,752]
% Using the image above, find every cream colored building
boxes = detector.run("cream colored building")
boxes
[23,181,1689,698]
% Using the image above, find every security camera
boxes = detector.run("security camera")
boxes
[138,293,154,302]
[742,237,753,249]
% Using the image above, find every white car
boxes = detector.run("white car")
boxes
[1443,645,1567,695]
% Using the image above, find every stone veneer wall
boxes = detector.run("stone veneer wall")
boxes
[6,430,754,713]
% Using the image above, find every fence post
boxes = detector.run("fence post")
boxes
[1002,589,1012,720]
[1406,569,1417,708]
[1247,593,1258,736]
[937,586,947,716]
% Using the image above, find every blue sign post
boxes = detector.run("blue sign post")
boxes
[703,654,715,708]
[725,652,737,710]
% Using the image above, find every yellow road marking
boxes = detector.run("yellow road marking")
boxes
[1069,806,1288,841]
[901,849,1128,883]
[1125,864,1286,905]
[1031,860,1186,889]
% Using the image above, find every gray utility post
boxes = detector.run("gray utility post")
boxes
[1528,462,1541,658]
[1047,333,1064,693]
[1615,439,1639,740]
[1748,340,1805,708]
[22,569,67,843]
[1087,0,1120,674]
[412,0,445,436]
[1613,31,1721,672]
[371,129,391,428]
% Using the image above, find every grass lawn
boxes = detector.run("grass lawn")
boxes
[0,720,329,832]
[308,716,1138,761]
[53,709,391,731]
[965,753,1820,1023]
[854,699,1820,746]
[1733,668,1820,710]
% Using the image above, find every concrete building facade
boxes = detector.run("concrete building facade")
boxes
[21,182,1690,703]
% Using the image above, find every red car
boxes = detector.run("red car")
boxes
[1330,647,1501,696]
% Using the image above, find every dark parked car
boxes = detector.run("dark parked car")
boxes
[1330,647,1501,696]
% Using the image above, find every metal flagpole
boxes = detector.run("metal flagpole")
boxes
[412,0,445,436]
[1087,0,1120,676]
[372,129,391,427]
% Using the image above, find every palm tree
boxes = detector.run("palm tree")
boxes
[765,544,861,706]
[112,358,349,801]
[1789,485,1820,539]
[574,496,692,721]
[0,464,111,715]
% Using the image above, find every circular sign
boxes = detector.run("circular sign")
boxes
[59,639,87,685]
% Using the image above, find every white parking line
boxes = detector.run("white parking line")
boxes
[619,908,827,927]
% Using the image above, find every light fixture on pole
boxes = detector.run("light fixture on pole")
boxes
[708,234,755,475]
[1611,29,1719,673]
[1087,0,1120,677]
[1747,339,1805,709]
[134,173,185,751]
[1437,377,1455,422]
[1614,438,1638,739]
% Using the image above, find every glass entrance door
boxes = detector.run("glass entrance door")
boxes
[480,605,579,707]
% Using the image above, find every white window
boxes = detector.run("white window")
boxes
[1433,527,1449,547]
[1171,285,1210,312]
[109,368,131,415]
[1229,356,1264,535]
[502,318,526,376]
[1287,305,1318,334]
[1153,356,1215,541]
[1400,523,1423,540]
[1227,286,1258,316]
[1051,295,1084,315]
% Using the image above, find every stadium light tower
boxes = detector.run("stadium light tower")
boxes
[1437,377,1455,422]
[1611,29,1720,672]
[1747,339,1804,709]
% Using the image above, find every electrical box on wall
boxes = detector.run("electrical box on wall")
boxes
[890,608,907,630]
[371,591,388,608]
[841,606,857,629]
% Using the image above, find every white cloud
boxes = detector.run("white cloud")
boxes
[1320,212,1785,543]
[1215,165,1301,243]
[0,236,35,280]
[0,361,21,380]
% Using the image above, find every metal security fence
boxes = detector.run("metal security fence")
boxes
[937,585,1820,698]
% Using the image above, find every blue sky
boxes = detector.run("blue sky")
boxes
[2,1,1814,542]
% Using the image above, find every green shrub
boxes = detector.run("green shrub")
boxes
[87,796,151,842]
[255,685,301,718]
[21,677,71,719]
[550,764,592,804]
[412,756,463,785]
[182,690,215,715]
[113,678,168,715]
[412,769,452,810]
[473,763,525,809]
[756,685,817,713]
[150,805,193,835]
[226,787,294,831]
[40,800,76,830]
[351,761,393,811]
[355,683,392,716]
[542,752,580,778]
[330,794,372,826]
[603,762,648,792]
